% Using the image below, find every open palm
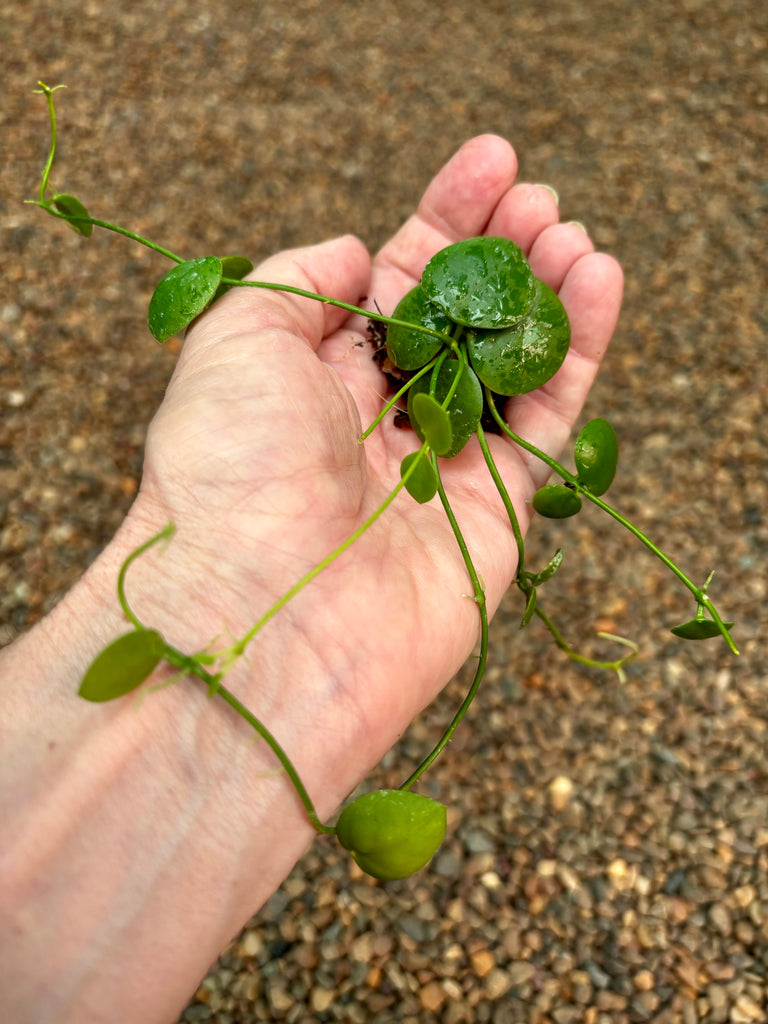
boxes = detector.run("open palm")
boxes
[133,134,623,819]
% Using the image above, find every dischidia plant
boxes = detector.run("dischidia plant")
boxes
[28,83,737,881]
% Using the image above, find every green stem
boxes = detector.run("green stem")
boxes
[359,357,441,442]
[211,679,335,834]
[158,645,333,833]
[359,334,466,445]
[533,605,638,680]
[33,203,185,263]
[219,277,455,345]
[475,421,526,578]
[399,455,489,791]
[434,332,467,412]
[33,87,456,347]
[114,525,333,835]
[117,523,176,628]
[232,442,431,655]
[485,391,738,655]
[34,82,64,202]
[32,84,184,262]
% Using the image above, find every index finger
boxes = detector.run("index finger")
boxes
[371,135,520,309]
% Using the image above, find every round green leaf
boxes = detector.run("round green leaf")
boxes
[147,256,223,342]
[385,285,452,370]
[574,417,619,495]
[670,618,735,640]
[532,484,582,519]
[400,450,438,504]
[410,392,453,456]
[421,236,536,329]
[214,254,255,300]
[407,358,483,457]
[336,789,447,880]
[79,629,166,702]
[51,192,92,237]
[467,280,571,396]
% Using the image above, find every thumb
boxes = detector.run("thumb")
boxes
[185,234,372,355]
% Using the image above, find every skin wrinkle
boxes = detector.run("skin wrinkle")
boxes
[285,529,449,777]
[62,756,296,1024]
[156,460,382,655]
[138,349,370,607]
[280,621,368,776]
[198,600,374,840]
[223,448,368,567]
[197,287,312,351]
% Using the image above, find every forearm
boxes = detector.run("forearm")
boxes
[0,509,355,1024]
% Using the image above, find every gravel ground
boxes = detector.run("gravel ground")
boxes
[2,1,767,1022]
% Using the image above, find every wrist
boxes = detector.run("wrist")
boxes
[0,500,368,1023]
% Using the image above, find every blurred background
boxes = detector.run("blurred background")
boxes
[2,1,767,1021]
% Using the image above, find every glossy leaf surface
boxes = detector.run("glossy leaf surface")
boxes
[79,629,166,702]
[147,256,223,342]
[467,280,571,396]
[532,484,582,519]
[336,789,447,880]
[422,237,536,328]
[385,285,452,370]
[401,450,438,503]
[51,193,92,237]
[574,418,619,495]
[407,358,483,458]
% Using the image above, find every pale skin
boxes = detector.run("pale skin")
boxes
[0,134,623,1023]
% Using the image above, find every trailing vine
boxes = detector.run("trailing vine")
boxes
[27,83,736,880]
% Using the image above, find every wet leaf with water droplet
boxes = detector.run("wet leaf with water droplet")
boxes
[574,418,619,495]
[467,280,570,396]
[386,284,452,370]
[422,237,536,329]
[147,256,223,342]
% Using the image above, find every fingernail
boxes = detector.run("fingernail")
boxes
[535,183,559,206]
[567,220,589,234]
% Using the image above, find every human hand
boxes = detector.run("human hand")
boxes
[0,133,622,1024]
[125,133,622,811]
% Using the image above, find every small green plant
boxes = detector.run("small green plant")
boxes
[28,83,737,881]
